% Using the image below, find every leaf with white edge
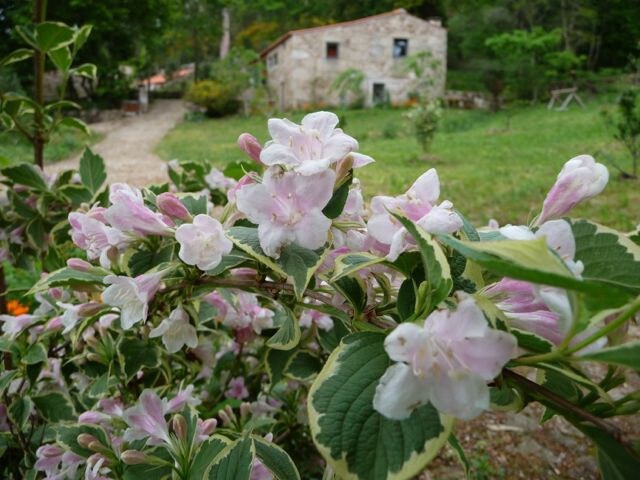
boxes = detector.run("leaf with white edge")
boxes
[188,435,230,480]
[571,220,640,294]
[331,252,386,282]
[266,348,296,385]
[55,424,109,457]
[510,328,554,353]
[181,194,208,215]
[117,337,161,380]
[59,116,90,136]
[438,235,630,309]
[0,48,33,67]
[9,396,33,430]
[489,384,524,412]
[206,435,254,480]
[252,436,301,480]
[286,351,322,380]
[205,249,252,276]
[71,63,97,80]
[48,46,72,71]
[447,434,471,479]
[308,332,453,480]
[579,342,640,371]
[576,424,640,480]
[22,343,47,365]
[267,308,300,351]
[0,370,17,396]
[79,148,107,194]
[34,22,75,52]
[1,163,48,190]
[73,25,93,51]
[29,267,105,294]
[393,212,453,311]
[228,226,326,299]
[33,391,76,422]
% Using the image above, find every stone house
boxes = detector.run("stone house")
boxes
[260,9,447,110]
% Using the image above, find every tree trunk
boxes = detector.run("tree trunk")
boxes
[33,0,47,168]
[220,7,230,60]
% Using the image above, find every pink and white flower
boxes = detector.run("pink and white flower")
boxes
[0,314,40,338]
[149,307,198,353]
[205,167,237,192]
[69,209,127,268]
[373,294,517,420]
[299,309,334,331]
[260,111,373,175]
[367,169,463,261]
[104,183,172,236]
[537,155,608,224]
[175,214,233,271]
[123,390,171,445]
[102,270,165,329]
[236,167,335,257]
[225,376,249,400]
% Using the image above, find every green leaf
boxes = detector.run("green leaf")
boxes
[579,342,640,371]
[59,116,90,136]
[489,384,524,411]
[1,163,48,190]
[48,46,72,71]
[286,351,322,380]
[128,244,175,277]
[317,316,351,353]
[59,184,93,206]
[223,160,260,180]
[22,343,47,365]
[571,220,640,294]
[29,267,105,294]
[447,434,471,479]
[267,308,300,351]
[227,227,326,299]
[9,396,33,430]
[511,328,554,353]
[309,332,453,480]
[392,213,453,311]
[55,424,109,457]
[265,348,296,386]
[33,391,76,422]
[438,234,631,309]
[331,276,367,315]
[25,216,46,249]
[34,22,75,52]
[72,25,93,52]
[206,435,254,480]
[71,63,97,80]
[0,112,14,129]
[331,252,386,282]
[79,148,107,194]
[0,370,17,396]
[205,249,252,276]
[253,436,300,480]
[577,424,640,480]
[188,435,230,480]
[117,337,161,380]
[322,172,352,219]
[181,194,208,215]
[0,48,33,67]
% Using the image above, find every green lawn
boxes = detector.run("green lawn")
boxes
[0,128,100,168]
[156,95,639,231]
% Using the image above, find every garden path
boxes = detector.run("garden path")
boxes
[47,99,187,186]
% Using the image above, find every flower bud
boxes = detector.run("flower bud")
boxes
[171,414,188,440]
[240,402,251,419]
[199,418,217,436]
[86,353,103,363]
[335,155,354,185]
[67,258,93,272]
[88,441,107,453]
[156,192,191,221]
[537,155,608,225]
[218,409,232,426]
[77,433,98,449]
[78,302,103,317]
[237,133,263,165]
[121,450,149,465]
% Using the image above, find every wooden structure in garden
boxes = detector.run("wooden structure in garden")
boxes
[547,87,585,111]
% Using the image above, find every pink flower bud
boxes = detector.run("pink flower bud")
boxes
[156,193,191,221]
[67,258,93,272]
[237,133,263,164]
[538,155,608,224]
[77,433,98,449]
[78,302,103,317]
[171,414,188,439]
[78,411,111,424]
[199,418,217,437]
[121,450,149,465]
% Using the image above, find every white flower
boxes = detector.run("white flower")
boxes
[102,271,165,329]
[175,214,233,271]
[150,307,198,353]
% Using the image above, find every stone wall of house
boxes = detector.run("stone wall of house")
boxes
[264,10,446,110]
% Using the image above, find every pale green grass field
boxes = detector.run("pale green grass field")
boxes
[157,96,639,231]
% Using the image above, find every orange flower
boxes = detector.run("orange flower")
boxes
[7,299,29,316]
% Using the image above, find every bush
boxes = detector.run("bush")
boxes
[185,80,241,117]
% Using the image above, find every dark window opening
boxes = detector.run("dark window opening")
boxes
[326,42,339,59]
[393,38,408,58]
[373,83,387,104]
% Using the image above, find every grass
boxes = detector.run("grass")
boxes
[0,127,101,168]
[156,93,639,231]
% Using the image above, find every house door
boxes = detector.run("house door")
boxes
[372,83,386,105]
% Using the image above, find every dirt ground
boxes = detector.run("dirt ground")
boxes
[46,99,186,186]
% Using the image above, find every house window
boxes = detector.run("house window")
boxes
[393,38,408,58]
[373,83,387,105]
[326,42,339,59]
[267,52,278,69]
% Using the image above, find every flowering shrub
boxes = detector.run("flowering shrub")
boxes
[1,111,640,479]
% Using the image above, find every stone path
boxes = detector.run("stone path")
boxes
[47,99,186,186]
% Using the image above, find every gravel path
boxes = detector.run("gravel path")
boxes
[47,99,186,186]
